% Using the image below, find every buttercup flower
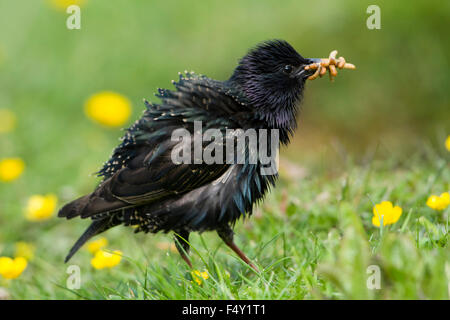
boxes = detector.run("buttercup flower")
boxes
[14,242,35,261]
[0,257,27,280]
[49,0,86,10]
[0,158,25,182]
[25,194,58,221]
[84,91,132,127]
[91,250,122,269]
[86,237,108,254]
[0,109,16,133]
[426,192,450,211]
[446,135,450,152]
[372,201,402,227]
[191,270,209,285]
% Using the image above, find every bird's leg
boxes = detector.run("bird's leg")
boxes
[217,226,259,272]
[174,230,192,268]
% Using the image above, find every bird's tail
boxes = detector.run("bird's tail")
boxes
[64,218,111,263]
[58,194,91,219]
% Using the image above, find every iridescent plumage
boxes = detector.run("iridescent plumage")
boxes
[59,40,315,270]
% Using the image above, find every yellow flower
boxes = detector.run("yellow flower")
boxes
[0,257,27,280]
[446,136,450,152]
[91,250,122,269]
[0,109,16,133]
[191,270,209,285]
[49,0,86,10]
[14,242,35,261]
[25,194,58,221]
[372,201,402,227]
[0,158,25,182]
[86,237,108,254]
[426,192,450,211]
[85,91,132,127]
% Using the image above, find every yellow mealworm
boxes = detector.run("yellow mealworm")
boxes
[329,64,337,77]
[343,63,356,70]
[306,50,355,81]
[319,65,327,76]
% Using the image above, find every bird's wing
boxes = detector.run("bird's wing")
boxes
[97,73,249,181]
[60,74,250,219]
[107,138,231,205]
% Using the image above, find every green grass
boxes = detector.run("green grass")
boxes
[1,147,448,299]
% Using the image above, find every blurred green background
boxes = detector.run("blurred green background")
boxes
[0,0,449,299]
[1,0,449,179]
[1,1,449,152]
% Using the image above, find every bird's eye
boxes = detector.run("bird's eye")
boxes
[283,65,294,74]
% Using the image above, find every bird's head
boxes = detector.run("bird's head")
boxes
[229,40,316,133]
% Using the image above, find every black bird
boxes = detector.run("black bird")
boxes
[59,40,322,271]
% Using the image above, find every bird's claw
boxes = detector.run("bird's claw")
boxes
[305,50,356,82]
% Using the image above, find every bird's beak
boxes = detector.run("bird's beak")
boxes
[308,58,321,64]
[298,58,320,79]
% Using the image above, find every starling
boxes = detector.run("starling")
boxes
[59,40,354,271]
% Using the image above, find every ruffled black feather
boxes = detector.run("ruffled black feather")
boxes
[59,40,309,261]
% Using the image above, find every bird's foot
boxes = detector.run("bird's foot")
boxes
[226,240,260,273]
[305,50,356,81]
[217,226,260,272]
[181,253,193,268]
[174,231,193,268]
